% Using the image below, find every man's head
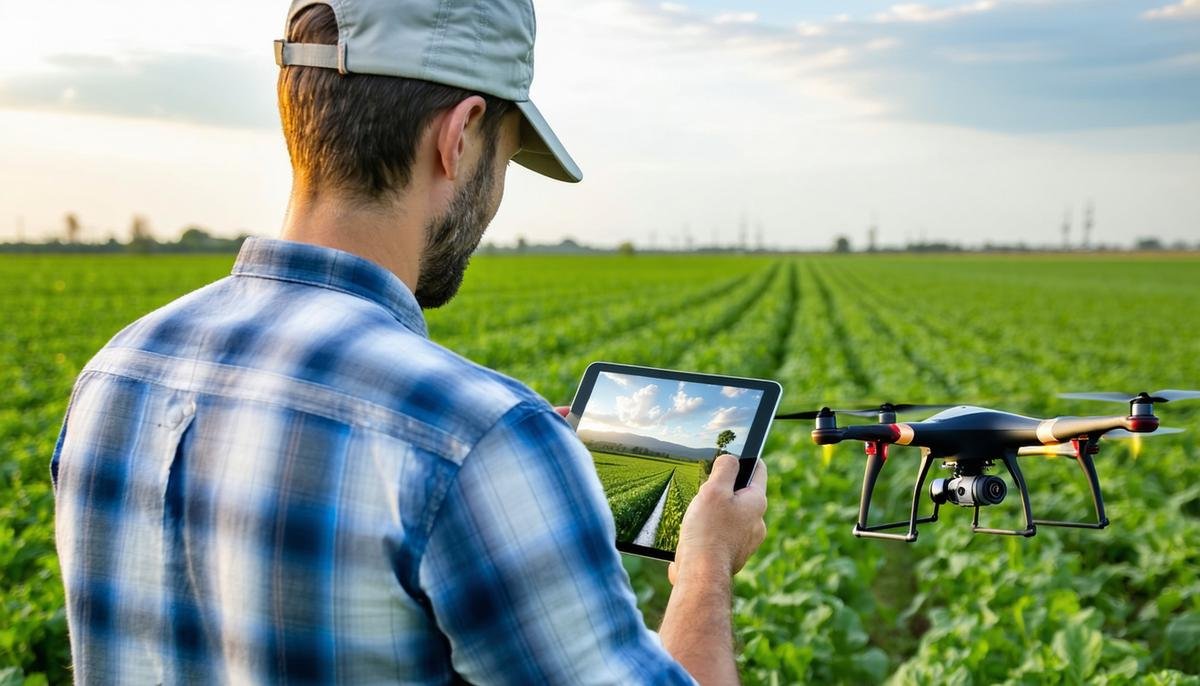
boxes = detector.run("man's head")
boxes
[278,3,517,307]
[275,0,579,308]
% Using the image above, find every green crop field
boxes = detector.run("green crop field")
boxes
[591,451,676,542]
[590,451,707,550]
[3,252,1199,684]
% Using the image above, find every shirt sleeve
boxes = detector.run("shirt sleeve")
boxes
[418,402,697,685]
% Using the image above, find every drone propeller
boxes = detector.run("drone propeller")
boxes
[836,402,952,418]
[776,402,950,420]
[1103,427,1184,439]
[1017,426,1184,457]
[1017,443,1079,457]
[775,406,833,420]
[1059,389,1200,404]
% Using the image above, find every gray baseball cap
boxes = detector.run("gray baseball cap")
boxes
[274,0,582,183]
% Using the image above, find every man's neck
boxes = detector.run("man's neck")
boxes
[279,188,428,293]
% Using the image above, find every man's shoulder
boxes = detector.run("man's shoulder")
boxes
[89,273,553,463]
[350,324,558,459]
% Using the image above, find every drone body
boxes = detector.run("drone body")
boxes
[776,391,1196,542]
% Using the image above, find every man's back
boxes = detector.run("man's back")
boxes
[52,237,692,684]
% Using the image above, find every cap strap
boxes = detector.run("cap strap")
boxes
[274,39,347,75]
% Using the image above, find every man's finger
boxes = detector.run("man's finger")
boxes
[553,406,570,417]
[667,561,677,586]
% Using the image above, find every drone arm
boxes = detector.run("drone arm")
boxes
[839,424,906,444]
[1035,415,1156,444]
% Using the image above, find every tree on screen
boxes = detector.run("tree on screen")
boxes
[715,429,736,458]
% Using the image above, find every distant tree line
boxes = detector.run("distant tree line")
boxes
[2,213,249,254]
[4,211,1195,255]
[588,441,673,459]
[830,234,1198,254]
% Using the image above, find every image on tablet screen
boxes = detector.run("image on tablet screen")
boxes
[577,371,763,553]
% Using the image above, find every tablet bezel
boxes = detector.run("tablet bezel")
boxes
[565,361,783,562]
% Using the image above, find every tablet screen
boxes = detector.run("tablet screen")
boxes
[567,363,781,560]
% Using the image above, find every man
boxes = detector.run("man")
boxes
[51,0,768,683]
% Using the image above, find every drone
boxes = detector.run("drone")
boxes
[775,390,1198,542]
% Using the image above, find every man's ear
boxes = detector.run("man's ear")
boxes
[435,95,488,182]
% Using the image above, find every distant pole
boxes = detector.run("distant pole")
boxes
[1061,208,1071,251]
[738,212,748,251]
[1083,200,1094,250]
[755,221,764,252]
[1065,209,1075,253]
[65,213,81,244]
[868,212,878,252]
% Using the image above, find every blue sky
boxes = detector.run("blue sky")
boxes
[0,0,1196,247]
[577,371,764,453]
[629,0,1200,132]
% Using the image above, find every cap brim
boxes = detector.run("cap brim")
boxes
[512,100,583,183]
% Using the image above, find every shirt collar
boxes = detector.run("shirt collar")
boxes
[231,237,429,339]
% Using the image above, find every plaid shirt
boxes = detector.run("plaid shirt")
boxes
[52,237,695,685]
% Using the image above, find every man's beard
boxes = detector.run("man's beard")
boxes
[413,135,498,309]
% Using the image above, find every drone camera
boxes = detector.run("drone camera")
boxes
[930,475,1007,507]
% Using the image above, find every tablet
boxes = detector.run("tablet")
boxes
[565,361,782,561]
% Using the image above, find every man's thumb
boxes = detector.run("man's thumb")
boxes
[709,453,740,485]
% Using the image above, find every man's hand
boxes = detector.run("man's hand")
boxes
[669,454,768,586]
[559,399,768,683]
[659,455,768,685]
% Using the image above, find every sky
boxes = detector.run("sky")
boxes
[1,0,1197,249]
[577,371,764,453]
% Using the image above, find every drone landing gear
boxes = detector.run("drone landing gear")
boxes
[1032,437,1110,530]
[850,440,1110,542]
[970,452,1036,537]
[852,442,940,542]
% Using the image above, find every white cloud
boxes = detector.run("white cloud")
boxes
[795,22,826,37]
[720,386,748,397]
[1143,0,1200,19]
[659,2,687,13]
[616,383,663,427]
[671,386,705,414]
[938,44,1057,64]
[704,406,753,430]
[601,371,630,387]
[712,11,758,25]
[874,1,997,23]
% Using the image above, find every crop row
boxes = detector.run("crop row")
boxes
[671,262,797,380]
[601,468,675,543]
[654,463,704,552]
[504,261,782,402]
[429,255,768,339]
[439,271,751,369]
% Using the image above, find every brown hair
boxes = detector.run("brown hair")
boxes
[278,3,515,202]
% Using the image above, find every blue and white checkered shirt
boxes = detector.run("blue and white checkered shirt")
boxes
[52,237,695,685]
